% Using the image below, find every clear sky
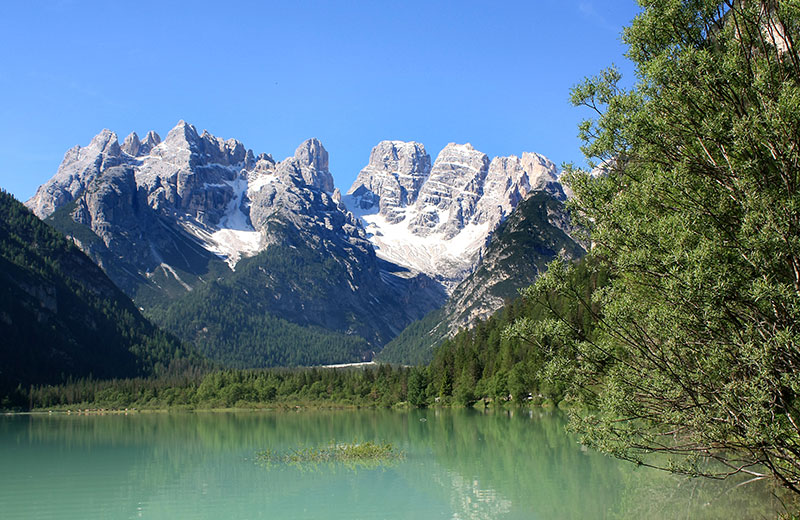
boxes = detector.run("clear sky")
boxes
[0,0,641,202]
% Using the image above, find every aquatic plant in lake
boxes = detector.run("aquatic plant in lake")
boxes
[256,440,403,469]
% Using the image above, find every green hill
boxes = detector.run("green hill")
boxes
[0,190,195,405]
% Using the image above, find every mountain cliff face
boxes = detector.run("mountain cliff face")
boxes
[378,191,584,365]
[344,141,565,290]
[28,122,445,366]
[0,190,192,401]
[30,121,333,276]
[28,123,572,367]
[347,140,431,224]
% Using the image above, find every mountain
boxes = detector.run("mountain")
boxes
[378,191,585,365]
[0,190,193,403]
[343,141,565,290]
[425,256,606,406]
[27,123,573,367]
[27,122,446,366]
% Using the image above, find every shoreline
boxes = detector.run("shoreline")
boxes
[4,400,564,416]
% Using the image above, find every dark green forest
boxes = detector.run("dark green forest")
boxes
[147,240,372,369]
[427,259,605,407]
[20,257,602,412]
[0,190,197,406]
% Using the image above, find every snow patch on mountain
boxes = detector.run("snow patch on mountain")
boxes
[248,174,277,193]
[179,175,265,269]
[344,141,564,291]
[346,196,489,287]
[157,263,194,291]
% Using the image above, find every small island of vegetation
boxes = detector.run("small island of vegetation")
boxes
[256,440,403,469]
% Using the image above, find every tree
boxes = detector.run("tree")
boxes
[407,367,428,407]
[516,0,800,492]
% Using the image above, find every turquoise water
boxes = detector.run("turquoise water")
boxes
[0,409,788,519]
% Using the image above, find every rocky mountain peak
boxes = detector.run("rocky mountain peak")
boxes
[346,140,431,223]
[163,120,201,150]
[141,131,161,152]
[123,130,162,157]
[30,125,566,301]
[521,152,563,194]
[472,152,564,228]
[409,142,490,237]
[275,138,334,192]
[89,129,122,156]
[343,141,564,291]
[434,142,484,163]
[26,129,124,218]
[366,141,430,178]
[121,132,141,156]
[295,138,328,172]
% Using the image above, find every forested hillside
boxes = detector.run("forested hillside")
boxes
[22,257,605,411]
[0,190,195,406]
[424,258,605,407]
[380,191,584,365]
[147,227,388,368]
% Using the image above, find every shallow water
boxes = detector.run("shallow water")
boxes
[0,409,787,519]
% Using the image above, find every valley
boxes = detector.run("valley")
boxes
[23,121,578,367]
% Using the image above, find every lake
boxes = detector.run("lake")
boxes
[0,408,788,519]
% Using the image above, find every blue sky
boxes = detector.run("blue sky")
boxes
[0,1,641,202]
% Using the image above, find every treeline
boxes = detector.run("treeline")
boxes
[427,259,605,407]
[13,258,603,412]
[24,364,413,410]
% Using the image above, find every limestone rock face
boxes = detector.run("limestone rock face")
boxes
[27,122,445,360]
[344,141,565,291]
[473,152,564,227]
[411,143,490,238]
[121,130,162,157]
[140,131,162,155]
[72,166,140,257]
[346,141,431,223]
[276,138,335,192]
[27,122,346,277]
[27,129,124,219]
[121,132,142,156]
[379,192,585,365]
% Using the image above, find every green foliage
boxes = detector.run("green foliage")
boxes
[518,0,800,493]
[148,232,373,368]
[0,190,197,405]
[380,192,585,365]
[425,258,605,407]
[407,366,429,407]
[256,440,403,469]
[150,279,369,368]
[24,364,415,411]
[378,308,446,365]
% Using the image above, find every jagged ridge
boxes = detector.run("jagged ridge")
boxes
[27,123,446,366]
[343,141,566,290]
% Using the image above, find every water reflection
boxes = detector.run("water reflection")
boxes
[0,410,790,519]
[436,471,512,520]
